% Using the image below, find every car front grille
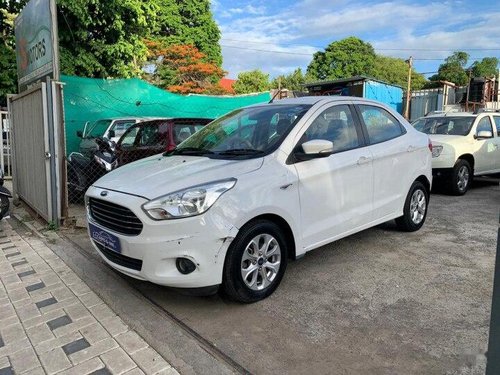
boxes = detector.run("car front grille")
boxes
[94,241,143,271]
[88,198,143,236]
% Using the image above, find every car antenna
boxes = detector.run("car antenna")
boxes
[269,89,283,103]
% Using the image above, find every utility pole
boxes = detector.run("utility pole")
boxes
[404,56,413,120]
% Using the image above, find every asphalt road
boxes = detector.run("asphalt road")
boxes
[52,178,498,374]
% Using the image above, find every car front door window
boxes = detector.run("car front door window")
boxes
[476,117,493,136]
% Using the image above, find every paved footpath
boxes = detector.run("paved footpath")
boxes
[0,219,178,375]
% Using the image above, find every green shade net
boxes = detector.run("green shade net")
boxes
[62,75,270,155]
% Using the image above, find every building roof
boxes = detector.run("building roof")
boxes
[304,75,403,89]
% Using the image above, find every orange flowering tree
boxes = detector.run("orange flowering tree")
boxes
[145,41,230,95]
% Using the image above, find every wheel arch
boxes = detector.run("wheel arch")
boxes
[239,214,297,261]
[415,174,431,194]
[457,153,474,171]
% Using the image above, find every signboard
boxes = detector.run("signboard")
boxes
[14,0,59,92]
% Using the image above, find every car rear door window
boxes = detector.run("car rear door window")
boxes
[304,105,360,153]
[358,105,403,144]
[493,116,500,136]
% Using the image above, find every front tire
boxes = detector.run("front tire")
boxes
[449,159,471,195]
[396,181,429,232]
[221,220,288,303]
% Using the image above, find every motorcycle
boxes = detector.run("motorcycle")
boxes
[67,136,118,201]
[0,169,12,219]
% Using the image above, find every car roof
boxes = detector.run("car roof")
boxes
[246,96,395,108]
[422,112,476,119]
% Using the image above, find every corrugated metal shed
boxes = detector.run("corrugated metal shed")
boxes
[303,76,404,113]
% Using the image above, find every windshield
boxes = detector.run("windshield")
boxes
[85,119,112,138]
[170,104,312,158]
[412,116,474,136]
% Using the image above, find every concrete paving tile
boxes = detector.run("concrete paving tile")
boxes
[115,331,148,355]
[101,316,128,337]
[0,323,25,344]
[62,337,91,355]
[130,347,172,375]
[65,302,93,321]
[9,347,41,374]
[58,357,105,375]
[34,331,82,354]
[122,368,145,375]
[25,322,55,346]
[38,347,72,374]
[100,347,136,375]
[80,322,111,345]
[78,291,103,309]
[89,304,116,321]
[68,337,118,366]
[53,316,96,338]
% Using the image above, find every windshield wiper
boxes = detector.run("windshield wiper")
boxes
[164,147,214,156]
[217,148,265,156]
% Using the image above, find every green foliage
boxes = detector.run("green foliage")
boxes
[430,51,469,86]
[0,43,16,105]
[471,57,499,78]
[57,0,158,77]
[271,68,308,91]
[372,55,427,90]
[233,70,270,94]
[307,37,376,81]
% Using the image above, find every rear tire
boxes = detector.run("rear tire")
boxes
[396,181,429,232]
[221,220,288,303]
[449,159,471,195]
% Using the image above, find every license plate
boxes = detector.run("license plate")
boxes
[89,223,122,254]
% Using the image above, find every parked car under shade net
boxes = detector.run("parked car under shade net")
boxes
[67,118,213,203]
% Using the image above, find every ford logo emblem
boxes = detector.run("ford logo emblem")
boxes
[100,191,108,197]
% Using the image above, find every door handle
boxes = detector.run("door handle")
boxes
[357,156,372,165]
[407,145,417,152]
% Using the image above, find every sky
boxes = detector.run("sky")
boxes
[211,0,500,80]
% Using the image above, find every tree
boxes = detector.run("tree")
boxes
[372,55,427,90]
[429,51,469,86]
[233,70,270,94]
[148,0,222,67]
[145,42,227,94]
[57,0,159,78]
[471,57,499,78]
[307,37,376,81]
[271,68,307,91]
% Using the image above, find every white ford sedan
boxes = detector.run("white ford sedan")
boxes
[85,97,432,302]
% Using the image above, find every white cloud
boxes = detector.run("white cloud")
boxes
[214,1,500,78]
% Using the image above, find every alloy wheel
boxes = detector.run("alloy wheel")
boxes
[409,189,426,225]
[240,233,281,291]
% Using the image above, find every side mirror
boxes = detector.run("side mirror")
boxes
[475,130,493,139]
[76,130,83,138]
[294,139,334,162]
[107,130,115,139]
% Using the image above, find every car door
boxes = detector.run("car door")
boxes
[488,115,500,172]
[355,104,414,220]
[473,116,497,174]
[292,103,373,250]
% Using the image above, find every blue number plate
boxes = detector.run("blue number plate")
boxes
[89,223,121,254]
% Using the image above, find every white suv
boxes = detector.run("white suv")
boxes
[85,97,432,302]
[413,111,500,195]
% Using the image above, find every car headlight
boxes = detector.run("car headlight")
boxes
[142,179,237,220]
[431,145,443,158]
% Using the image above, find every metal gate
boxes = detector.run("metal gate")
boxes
[0,110,12,177]
[8,83,54,221]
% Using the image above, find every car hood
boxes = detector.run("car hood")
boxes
[93,154,264,199]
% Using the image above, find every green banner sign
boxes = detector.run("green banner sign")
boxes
[15,0,59,92]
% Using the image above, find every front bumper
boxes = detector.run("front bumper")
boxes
[85,186,238,288]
